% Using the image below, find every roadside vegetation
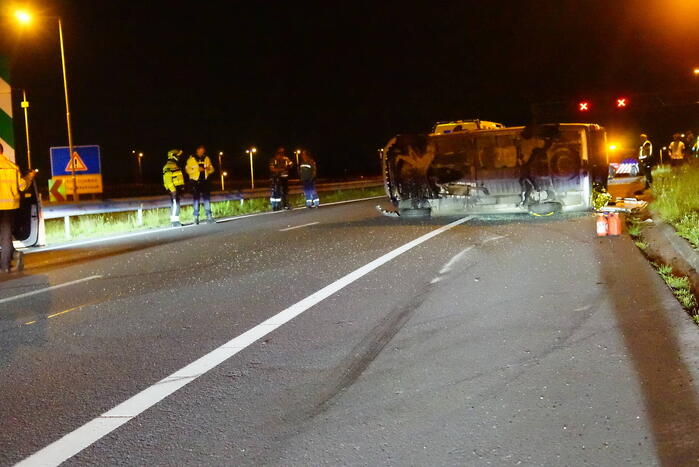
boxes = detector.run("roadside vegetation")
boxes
[45,186,385,244]
[651,164,699,249]
[626,176,699,326]
[656,264,699,324]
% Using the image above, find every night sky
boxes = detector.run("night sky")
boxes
[2,0,698,183]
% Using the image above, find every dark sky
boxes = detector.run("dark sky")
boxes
[2,0,698,181]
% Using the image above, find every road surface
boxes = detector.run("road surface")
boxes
[1,198,698,466]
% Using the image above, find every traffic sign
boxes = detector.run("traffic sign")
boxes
[48,178,67,202]
[53,174,103,195]
[64,152,89,172]
[50,145,101,177]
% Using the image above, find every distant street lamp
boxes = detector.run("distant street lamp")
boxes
[21,90,31,169]
[294,149,301,167]
[14,10,79,200]
[218,151,226,191]
[694,67,699,77]
[245,147,257,189]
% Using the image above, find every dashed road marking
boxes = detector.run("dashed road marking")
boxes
[279,221,319,232]
[439,246,475,274]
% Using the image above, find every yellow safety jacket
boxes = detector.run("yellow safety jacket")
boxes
[0,154,30,210]
[185,155,214,182]
[163,159,185,192]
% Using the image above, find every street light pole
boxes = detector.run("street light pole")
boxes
[58,18,78,201]
[21,89,31,169]
[137,152,143,182]
[218,151,225,191]
[246,147,256,190]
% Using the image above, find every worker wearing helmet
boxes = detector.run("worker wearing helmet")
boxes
[638,134,655,186]
[0,142,36,273]
[163,149,185,227]
[298,149,319,208]
[269,147,293,211]
[185,145,215,224]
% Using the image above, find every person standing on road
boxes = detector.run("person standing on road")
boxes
[163,149,185,227]
[685,131,696,159]
[298,150,319,208]
[668,133,685,167]
[186,145,215,224]
[269,147,293,211]
[0,143,36,273]
[638,134,655,186]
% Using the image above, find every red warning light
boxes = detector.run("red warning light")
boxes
[579,101,590,112]
[616,97,628,108]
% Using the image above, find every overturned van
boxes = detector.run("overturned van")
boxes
[382,123,609,217]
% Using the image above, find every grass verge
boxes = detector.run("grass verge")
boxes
[656,264,699,324]
[651,164,699,249]
[45,186,385,244]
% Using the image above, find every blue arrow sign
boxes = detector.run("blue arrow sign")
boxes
[50,145,102,177]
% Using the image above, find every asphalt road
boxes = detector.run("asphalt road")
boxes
[1,197,698,466]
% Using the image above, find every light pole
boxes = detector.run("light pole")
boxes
[245,147,257,189]
[15,10,78,200]
[218,151,225,191]
[21,89,31,169]
[137,152,144,182]
[294,149,301,167]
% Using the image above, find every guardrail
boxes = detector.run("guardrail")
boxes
[43,177,384,239]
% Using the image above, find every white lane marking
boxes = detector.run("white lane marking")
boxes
[482,234,506,244]
[439,246,475,274]
[26,225,198,253]
[216,195,386,223]
[0,275,102,305]
[28,196,386,253]
[17,216,472,467]
[279,221,319,232]
[430,277,442,284]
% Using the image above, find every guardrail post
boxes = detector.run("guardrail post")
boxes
[137,203,143,226]
[64,215,71,238]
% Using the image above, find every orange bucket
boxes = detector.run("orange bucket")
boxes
[596,213,608,236]
[607,212,622,236]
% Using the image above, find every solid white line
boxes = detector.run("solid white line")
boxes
[0,275,102,305]
[279,221,319,232]
[16,215,472,467]
[216,195,386,222]
[26,225,198,253]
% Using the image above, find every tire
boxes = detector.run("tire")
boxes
[398,207,431,219]
[528,202,562,217]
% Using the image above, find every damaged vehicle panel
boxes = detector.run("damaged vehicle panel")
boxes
[382,123,609,217]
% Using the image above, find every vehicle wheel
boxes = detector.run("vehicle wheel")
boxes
[528,202,562,217]
[398,207,431,219]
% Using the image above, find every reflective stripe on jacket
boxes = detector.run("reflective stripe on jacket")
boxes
[163,159,185,192]
[185,155,214,182]
[298,160,316,181]
[0,155,28,210]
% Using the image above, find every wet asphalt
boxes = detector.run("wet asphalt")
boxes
[1,198,698,466]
